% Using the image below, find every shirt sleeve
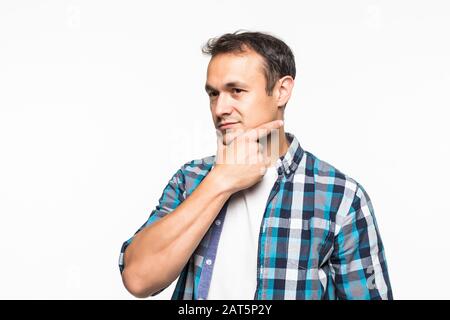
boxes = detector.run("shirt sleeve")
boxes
[330,183,393,300]
[118,166,186,296]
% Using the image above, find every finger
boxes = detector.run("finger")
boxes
[215,129,225,149]
[259,166,267,176]
[215,129,228,165]
[245,120,283,141]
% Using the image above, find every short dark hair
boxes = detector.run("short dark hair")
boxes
[202,30,296,96]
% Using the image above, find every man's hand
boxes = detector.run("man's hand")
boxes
[212,120,283,194]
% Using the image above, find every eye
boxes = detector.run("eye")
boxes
[208,91,219,98]
[232,88,244,94]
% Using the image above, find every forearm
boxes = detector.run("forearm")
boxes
[122,168,231,297]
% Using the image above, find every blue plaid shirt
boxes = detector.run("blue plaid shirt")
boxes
[119,133,393,299]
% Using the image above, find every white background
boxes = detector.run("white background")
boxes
[0,0,449,299]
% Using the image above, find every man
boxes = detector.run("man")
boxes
[119,31,393,300]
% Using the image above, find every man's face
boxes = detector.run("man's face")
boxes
[205,49,280,135]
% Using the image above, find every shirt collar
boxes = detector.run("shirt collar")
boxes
[275,132,305,178]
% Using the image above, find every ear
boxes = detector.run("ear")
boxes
[275,76,295,108]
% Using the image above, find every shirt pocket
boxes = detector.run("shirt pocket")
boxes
[294,216,333,270]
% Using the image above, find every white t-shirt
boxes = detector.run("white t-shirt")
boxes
[207,165,279,300]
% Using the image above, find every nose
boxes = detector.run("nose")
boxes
[213,93,233,118]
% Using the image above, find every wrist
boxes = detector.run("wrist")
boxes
[207,166,235,197]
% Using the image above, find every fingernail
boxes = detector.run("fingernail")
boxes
[279,120,284,126]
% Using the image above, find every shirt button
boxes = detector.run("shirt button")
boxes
[215,220,221,226]
[205,259,212,266]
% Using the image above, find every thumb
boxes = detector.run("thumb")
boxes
[248,120,284,141]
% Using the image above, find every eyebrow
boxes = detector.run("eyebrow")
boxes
[205,81,248,93]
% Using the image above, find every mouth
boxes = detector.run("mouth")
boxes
[218,122,240,130]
